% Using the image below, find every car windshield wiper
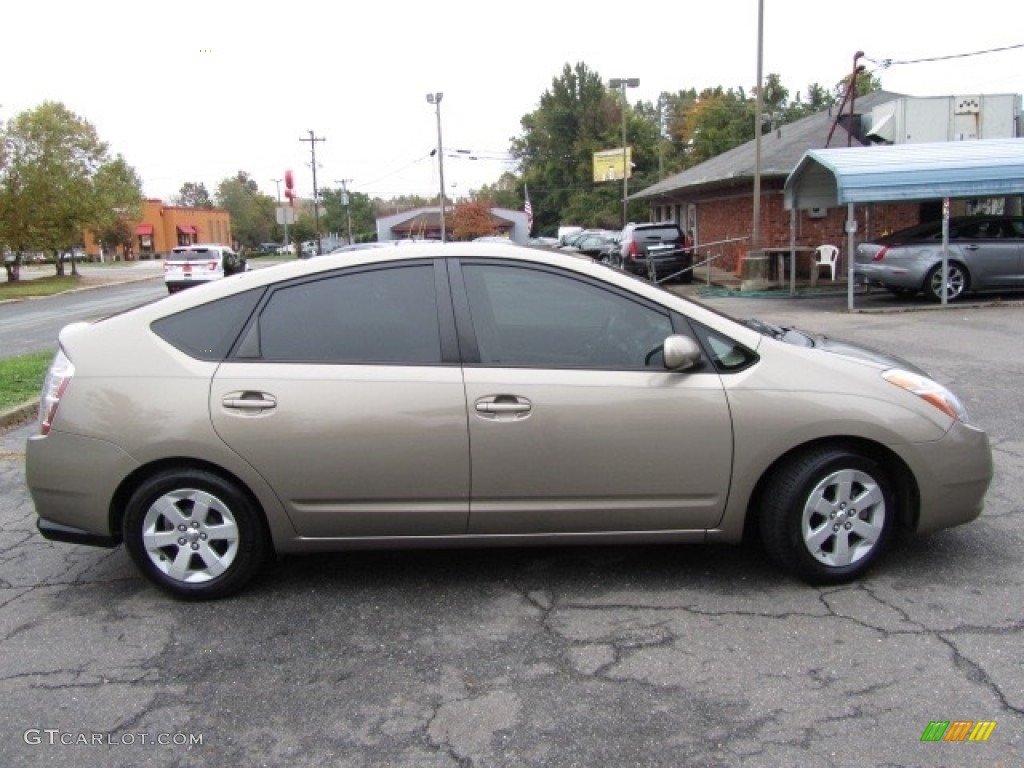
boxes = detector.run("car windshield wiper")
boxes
[745,318,786,339]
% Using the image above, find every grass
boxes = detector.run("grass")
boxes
[0,275,80,300]
[0,350,53,410]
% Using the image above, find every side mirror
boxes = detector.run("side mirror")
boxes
[663,335,703,371]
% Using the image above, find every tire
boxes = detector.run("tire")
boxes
[759,446,894,584]
[925,262,968,302]
[123,468,269,599]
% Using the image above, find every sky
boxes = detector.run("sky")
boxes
[5,1,1022,206]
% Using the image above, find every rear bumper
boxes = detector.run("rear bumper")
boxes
[623,256,693,278]
[854,262,927,290]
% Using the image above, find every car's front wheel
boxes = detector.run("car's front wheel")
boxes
[760,446,894,584]
[925,262,968,302]
[123,469,269,599]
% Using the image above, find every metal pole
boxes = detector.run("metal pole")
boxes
[271,179,289,250]
[427,93,446,242]
[621,84,629,227]
[300,130,326,254]
[609,78,638,228]
[336,179,353,245]
[847,203,856,311]
[752,0,763,253]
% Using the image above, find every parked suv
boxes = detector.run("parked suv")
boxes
[164,244,245,294]
[616,222,693,283]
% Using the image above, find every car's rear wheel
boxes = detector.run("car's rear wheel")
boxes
[760,446,894,584]
[123,469,268,599]
[925,262,968,302]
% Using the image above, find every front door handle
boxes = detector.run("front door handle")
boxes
[474,395,532,421]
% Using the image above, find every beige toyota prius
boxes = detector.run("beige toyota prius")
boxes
[26,243,993,599]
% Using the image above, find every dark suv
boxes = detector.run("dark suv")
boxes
[616,222,692,283]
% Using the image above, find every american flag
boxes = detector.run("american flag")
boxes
[524,185,533,233]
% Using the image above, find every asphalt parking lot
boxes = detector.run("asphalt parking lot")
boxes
[1,292,1022,767]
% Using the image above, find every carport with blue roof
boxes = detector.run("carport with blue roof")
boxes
[783,137,1024,309]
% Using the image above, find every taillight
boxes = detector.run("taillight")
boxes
[628,240,640,259]
[872,245,891,262]
[208,261,219,270]
[39,349,75,435]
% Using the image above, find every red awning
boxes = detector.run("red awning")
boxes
[176,224,197,235]
[135,224,154,235]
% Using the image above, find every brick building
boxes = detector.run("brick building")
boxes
[632,91,923,276]
[84,199,233,260]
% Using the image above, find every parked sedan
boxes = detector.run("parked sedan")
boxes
[27,243,992,599]
[854,215,1024,301]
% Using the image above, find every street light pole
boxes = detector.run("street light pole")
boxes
[609,78,639,228]
[426,92,446,242]
[271,178,289,249]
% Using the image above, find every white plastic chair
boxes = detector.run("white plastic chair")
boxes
[813,245,839,281]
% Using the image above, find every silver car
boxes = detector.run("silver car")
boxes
[854,215,1024,301]
[26,243,992,599]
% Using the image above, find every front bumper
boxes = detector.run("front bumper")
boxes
[892,419,993,534]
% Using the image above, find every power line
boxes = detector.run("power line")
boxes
[867,42,1024,69]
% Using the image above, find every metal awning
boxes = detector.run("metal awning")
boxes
[785,138,1024,210]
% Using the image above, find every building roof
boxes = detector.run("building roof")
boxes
[785,137,1024,208]
[632,91,904,201]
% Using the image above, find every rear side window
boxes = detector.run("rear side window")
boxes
[171,248,223,262]
[256,265,441,364]
[151,289,262,361]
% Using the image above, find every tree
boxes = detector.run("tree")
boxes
[91,155,144,259]
[0,101,140,279]
[173,181,214,208]
[472,172,523,211]
[450,201,497,240]
[215,171,274,247]
[319,186,378,243]
[510,62,623,234]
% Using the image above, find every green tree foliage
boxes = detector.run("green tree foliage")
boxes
[92,156,144,256]
[511,62,626,235]
[0,102,142,279]
[174,181,215,208]
[319,186,378,243]
[215,171,275,247]
[472,171,524,211]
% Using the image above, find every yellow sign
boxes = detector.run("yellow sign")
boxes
[593,148,632,183]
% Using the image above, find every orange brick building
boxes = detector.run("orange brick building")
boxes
[85,199,233,259]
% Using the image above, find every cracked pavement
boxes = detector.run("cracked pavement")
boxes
[1,302,1022,767]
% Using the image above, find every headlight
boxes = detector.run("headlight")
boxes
[882,369,969,422]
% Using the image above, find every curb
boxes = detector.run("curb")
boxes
[0,399,38,431]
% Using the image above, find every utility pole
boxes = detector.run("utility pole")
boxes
[300,130,326,254]
[335,179,353,245]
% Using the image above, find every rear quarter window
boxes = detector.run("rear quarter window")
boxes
[151,289,263,361]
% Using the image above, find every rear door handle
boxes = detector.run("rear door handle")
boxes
[474,395,532,420]
[222,391,277,414]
